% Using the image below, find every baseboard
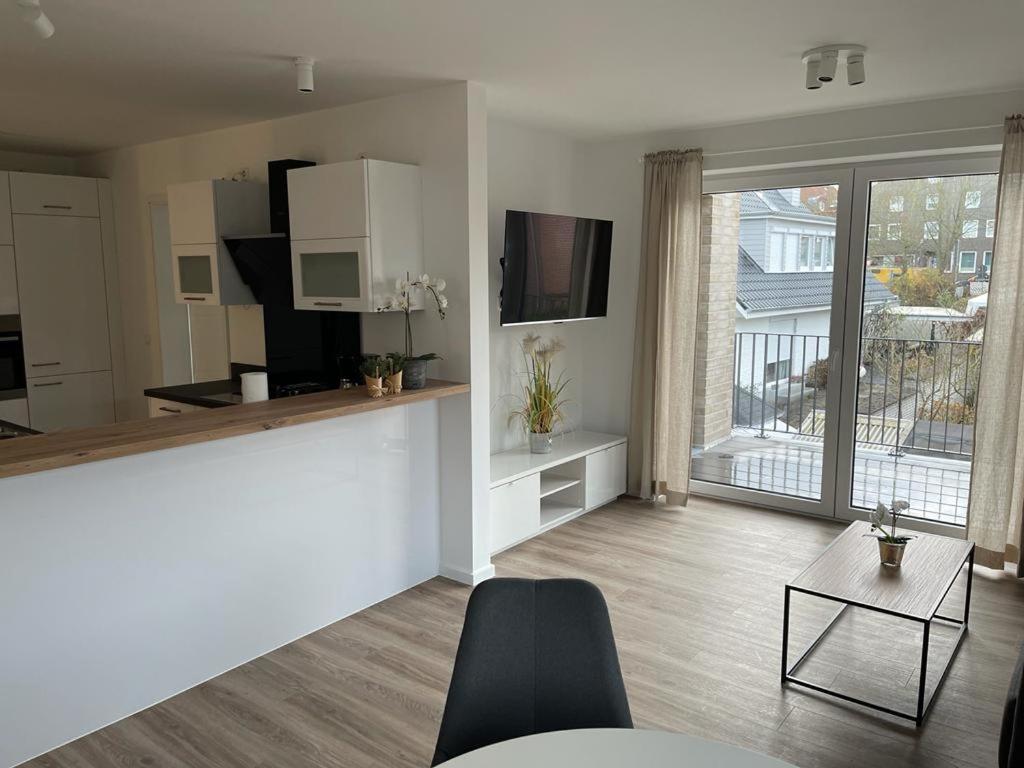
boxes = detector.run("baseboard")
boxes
[439,562,495,586]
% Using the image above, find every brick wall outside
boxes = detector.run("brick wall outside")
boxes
[691,192,740,450]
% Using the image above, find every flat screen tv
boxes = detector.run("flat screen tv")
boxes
[500,210,613,325]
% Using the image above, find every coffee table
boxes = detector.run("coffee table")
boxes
[782,520,974,725]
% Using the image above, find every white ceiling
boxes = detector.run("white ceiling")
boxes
[2,0,1023,156]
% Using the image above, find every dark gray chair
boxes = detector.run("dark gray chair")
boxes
[431,578,632,766]
[1001,643,1024,768]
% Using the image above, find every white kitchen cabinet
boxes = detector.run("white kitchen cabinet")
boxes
[13,214,111,377]
[0,397,29,428]
[27,370,114,432]
[9,172,99,218]
[490,473,541,553]
[0,172,12,244]
[287,159,422,312]
[147,397,200,418]
[167,179,268,305]
[0,246,18,314]
[584,442,628,509]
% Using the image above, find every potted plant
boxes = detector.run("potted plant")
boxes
[869,499,914,567]
[360,355,386,399]
[376,273,447,390]
[509,334,570,454]
[385,352,406,395]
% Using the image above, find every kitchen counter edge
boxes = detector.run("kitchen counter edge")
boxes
[0,380,469,480]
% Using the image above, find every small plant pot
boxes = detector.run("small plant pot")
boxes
[529,431,553,454]
[364,375,385,399]
[386,371,403,395]
[404,359,428,390]
[878,539,906,567]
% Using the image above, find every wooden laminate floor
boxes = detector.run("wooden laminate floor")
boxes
[27,497,1024,768]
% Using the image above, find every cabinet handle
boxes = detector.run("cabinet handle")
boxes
[43,204,72,210]
[314,301,343,307]
[183,296,207,302]
[33,381,63,388]
[31,361,61,367]
[158,406,182,414]
[0,335,19,343]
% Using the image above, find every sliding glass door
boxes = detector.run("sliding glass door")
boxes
[691,157,1000,535]
[834,158,1000,534]
[689,169,853,518]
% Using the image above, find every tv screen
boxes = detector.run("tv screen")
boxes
[500,210,613,326]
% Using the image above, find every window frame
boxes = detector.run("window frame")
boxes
[958,250,977,273]
[964,190,982,209]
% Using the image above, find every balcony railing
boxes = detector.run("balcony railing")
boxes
[732,332,982,458]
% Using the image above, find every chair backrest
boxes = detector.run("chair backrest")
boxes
[1001,642,1024,768]
[431,578,632,766]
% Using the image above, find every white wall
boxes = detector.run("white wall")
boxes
[569,88,1024,443]
[77,81,491,585]
[487,118,591,451]
[0,403,441,768]
[0,149,76,175]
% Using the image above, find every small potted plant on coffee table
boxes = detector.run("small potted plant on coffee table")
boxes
[869,499,914,567]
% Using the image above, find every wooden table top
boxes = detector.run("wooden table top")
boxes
[788,520,973,620]
[0,379,468,480]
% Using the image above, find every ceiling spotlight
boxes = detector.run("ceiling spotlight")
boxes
[801,45,867,91]
[816,50,838,83]
[847,52,866,86]
[294,57,314,94]
[17,0,54,39]
[804,59,822,90]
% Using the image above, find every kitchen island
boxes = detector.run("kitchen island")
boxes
[0,380,469,767]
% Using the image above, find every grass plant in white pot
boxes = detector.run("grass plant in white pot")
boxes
[509,334,570,454]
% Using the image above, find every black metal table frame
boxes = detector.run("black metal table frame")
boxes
[781,545,974,726]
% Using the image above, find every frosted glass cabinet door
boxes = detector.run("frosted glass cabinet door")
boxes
[172,243,219,304]
[291,237,372,311]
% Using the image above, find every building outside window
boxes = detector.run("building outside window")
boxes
[965,190,982,208]
[986,218,996,237]
[923,220,939,239]
[765,359,791,383]
[889,195,904,212]
[887,222,901,240]
[962,219,979,238]
[868,224,879,240]
[959,250,977,273]
[926,193,939,210]
[983,250,993,274]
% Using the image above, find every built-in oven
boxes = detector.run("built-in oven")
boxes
[0,330,27,394]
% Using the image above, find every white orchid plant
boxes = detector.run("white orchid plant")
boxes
[869,499,914,544]
[376,273,448,360]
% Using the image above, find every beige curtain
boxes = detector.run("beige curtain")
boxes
[968,115,1024,575]
[627,149,703,502]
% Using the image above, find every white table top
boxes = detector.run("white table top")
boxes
[437,729,797,767]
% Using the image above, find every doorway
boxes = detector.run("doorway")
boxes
[690,157,1000,535]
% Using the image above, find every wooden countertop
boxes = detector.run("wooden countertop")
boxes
[0,379,469,480]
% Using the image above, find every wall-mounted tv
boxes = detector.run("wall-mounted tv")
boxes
[500,210,613,326]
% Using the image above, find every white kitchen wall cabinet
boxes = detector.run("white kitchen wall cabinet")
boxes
[13,214,111,378]
[27,370,115,432]
[287,159,423,312]
[167,179,268,306]
[0,172,12,245]
[9,172,99,218]
[488,431,627,554]
[0,246,18,315]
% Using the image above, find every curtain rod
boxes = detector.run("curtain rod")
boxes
[637,122,1004,163]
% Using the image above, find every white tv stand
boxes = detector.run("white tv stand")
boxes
[489,431,627,554]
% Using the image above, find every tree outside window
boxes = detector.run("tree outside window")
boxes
[962,219,979,238]
[923,220,939,239]
[926,193,939,210]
